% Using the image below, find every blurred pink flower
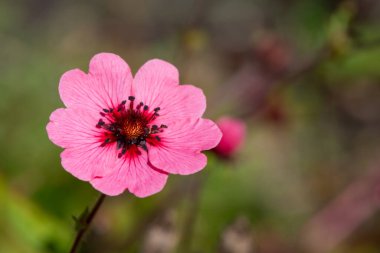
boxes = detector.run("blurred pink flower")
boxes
[213,117,246,158]
[47,53,222,197]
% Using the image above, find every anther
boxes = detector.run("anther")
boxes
[118,101,127,111]
[143,105,149,111]
[117,139,124,150]
[152,125,158,130]
[118,146,128,158]
[100,138,111,147]
[96,119,105,128]
[155,136,161,141]
[139,140,148,151]
[160,124,167,128]
[107,125,115,131]
[103,109,109,113]
[100,112,106,117]
[128,96,135,101]
[154,107,160,112]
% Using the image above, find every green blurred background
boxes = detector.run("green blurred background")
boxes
[1,0,380,252]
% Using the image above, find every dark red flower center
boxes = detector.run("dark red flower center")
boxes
[96,96,167,158]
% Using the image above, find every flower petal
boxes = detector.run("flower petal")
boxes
[59,53,133,111]
[152,84,206,125]
[149,118,222,175]
[90,151,169,197]
[133,59,206,122]
[47,107,118,180]
[61,144,118,181]
[133,59,179,105]
[46,108,100,149]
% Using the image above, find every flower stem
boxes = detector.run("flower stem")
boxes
[179,172,208,252]
[70,193,106,253]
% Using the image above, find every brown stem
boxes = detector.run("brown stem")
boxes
[70,193,106,253]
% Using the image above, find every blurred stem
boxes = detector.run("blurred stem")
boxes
[70,193,106,253]
[179,172,209,252]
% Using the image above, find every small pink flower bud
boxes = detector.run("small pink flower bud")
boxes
[213,117,246,158]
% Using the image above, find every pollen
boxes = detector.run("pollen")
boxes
[122,119,145,139]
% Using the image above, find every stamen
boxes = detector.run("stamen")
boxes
[100,138,111,147]
[97,98,167,157]
[127,97,135,110]
[144,127,150,135]
[96,119,105,128]
[117,139,124,150]
[140,141,148,151]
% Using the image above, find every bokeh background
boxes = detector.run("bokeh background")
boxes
[1,0,380,252]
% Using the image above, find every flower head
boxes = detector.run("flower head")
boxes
[213,117,246,158]
[47,53,222,197]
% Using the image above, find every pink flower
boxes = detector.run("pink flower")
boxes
[213,117,246,158]
[47,53,222,197]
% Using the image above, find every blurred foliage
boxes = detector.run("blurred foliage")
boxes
[0,0,380,252]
